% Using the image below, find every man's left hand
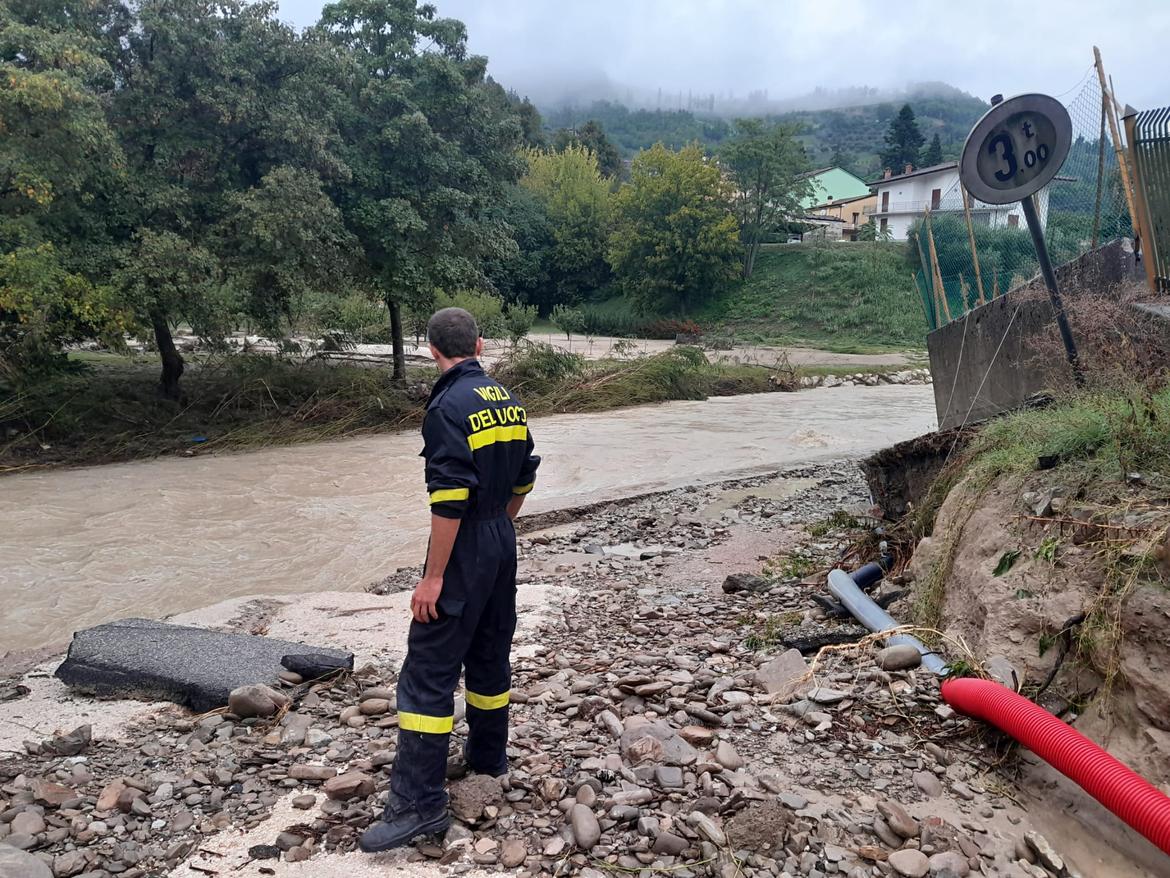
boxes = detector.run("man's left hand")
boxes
[411,575,444,623]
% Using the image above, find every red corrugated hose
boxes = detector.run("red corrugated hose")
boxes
[941,676,1170,857]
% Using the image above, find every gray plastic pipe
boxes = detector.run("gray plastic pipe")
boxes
[827,568,947,675]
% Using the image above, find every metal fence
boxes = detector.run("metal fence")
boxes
[913,68,1133,331]
[1128,107,1170,292]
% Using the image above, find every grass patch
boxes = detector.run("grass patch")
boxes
[1,344,782,471]
[697,244,928,352]
[763,551,817,580]
[807,510,862,537]
[743,611,805,651]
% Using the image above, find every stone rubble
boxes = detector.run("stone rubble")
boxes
[0,462,1089,877]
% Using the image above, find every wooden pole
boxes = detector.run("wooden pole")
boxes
[959,184,986,305]
[1094,46,1141,241]
[925,209,953,323]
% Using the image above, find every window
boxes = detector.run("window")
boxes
[880,218,888,233]
[931,188,941,210]
[1008,214,1019,228]
[852,212,859,224]
[881,191,889,212]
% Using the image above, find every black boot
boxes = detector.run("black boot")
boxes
[358,807,450,853]
[361,728,450,854]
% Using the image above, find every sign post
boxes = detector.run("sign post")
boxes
[960,93,1083,385]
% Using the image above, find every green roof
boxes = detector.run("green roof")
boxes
[799,167,872,209]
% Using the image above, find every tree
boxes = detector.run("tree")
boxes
[319,0,524,380]
[112,0,343,398]
[607,144,740,314]
[720,119,813,278]
[554,120,623,179]
[880,104,924,172]
[521,146,611,309]
[922,133,943,167]
[513,95,546,148]
[550,303,584,340]
[482,184,553,307]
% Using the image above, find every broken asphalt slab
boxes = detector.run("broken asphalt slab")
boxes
[54,618,353,713]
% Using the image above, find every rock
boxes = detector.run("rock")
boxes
[289,765,336,782]
[689,812,726,846]
[714,740,744,771]
[359,686,395,702]
[986,655,1022,691]
[928,851,970,876]
[722,573,770,594]
[449,775,503,823]
[807,686,848,704]
[95,779,125,812]
[0,844,53,878]
[54,618,353,713]
[52,850,87,877]
[286,846,312,863]
[248,844,281,860]
[322,771,374,801]
[655,766,684,788]
[228,684,289,719]
[292,795,317,810]
[679,725,715,746]
[877,800,920,839]
[275,832,304,852]
[913,771,943,798]
[652,832,689,856]
[569,804,601,850]
[877,645,922,671]
[620,718,698,766]
[32,781,75,808]
[10,812,45,836]
[724,801,790,855]
[42,724,91,757]
[755,649,809,698]
[359,698,390,716]
[888,849,929,877]
[1024,832,1065,874]
[499,839,527,867]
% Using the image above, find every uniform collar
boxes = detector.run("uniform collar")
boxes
[428,358,485,404]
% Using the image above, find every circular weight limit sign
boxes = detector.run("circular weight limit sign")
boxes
[961,94,1072,205]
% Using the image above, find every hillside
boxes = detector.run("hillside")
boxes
[699,244,930,352]
[543,84,988,179]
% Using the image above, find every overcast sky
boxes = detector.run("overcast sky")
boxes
[277,0,1168,109]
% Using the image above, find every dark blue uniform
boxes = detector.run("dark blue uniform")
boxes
[389,359,540,816]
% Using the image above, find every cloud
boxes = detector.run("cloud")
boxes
[277,0,1168,108]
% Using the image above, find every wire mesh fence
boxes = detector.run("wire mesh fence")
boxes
[912,68,1133,331]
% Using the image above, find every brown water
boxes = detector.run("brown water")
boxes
[0,385,936,652]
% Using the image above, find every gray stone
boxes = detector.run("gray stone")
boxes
[877,801,919,839]
[655,766,684,788]
[1024,832,1064,874]
[653,832,689,856]
[228,684,289,719]
[54,618,353,713]
[755,649,809,699]
[499,839,527,868]
[620,718,698,766]
[0,844,52,878]
[807,686,848,705]
[10,812,45,836]
[913,771,943,798]
[569,804,601,850]
[715,740,744,771]
[877,645,922,671]
[888,849,929,877]
[928,851,970,876]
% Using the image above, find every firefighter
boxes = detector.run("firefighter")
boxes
[360,307,540,853]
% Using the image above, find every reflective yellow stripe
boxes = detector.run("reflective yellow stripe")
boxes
[429,488,469,505]
[397,711,454,734]
[468,424,527,451]
[512,482,534,496]
[465,689,510,710]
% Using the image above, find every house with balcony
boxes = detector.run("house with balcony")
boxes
[797,167,877,241]
[865,161,1056,241]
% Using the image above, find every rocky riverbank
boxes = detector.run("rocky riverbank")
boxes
[0,461,1156,878]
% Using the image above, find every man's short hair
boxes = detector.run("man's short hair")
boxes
[427,307,480,359]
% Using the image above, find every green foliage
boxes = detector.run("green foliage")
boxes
[720,119,813,278]
[704,245,927,350]
[491,341,584,396]
[880,104,925,171]
[502,303,537,344]
[319,0,524,378]
[521,146,612,307]
[993,549,1022,577]
[545,101,732,156]
[434,290,506,339]
[608,144,740,314]
[552,120,622,179]
[549,303,585,339]
[483,184,554,307]
[922,132,944,166]
[807,510,862,537]
[0,245,130,382]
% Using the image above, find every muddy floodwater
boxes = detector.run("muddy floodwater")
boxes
[1,385,936,652]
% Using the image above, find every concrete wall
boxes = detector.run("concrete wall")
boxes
[929,238,1139,430]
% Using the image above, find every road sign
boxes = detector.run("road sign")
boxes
[960,93,1072,205]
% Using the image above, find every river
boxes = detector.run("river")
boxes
[0,385,936,653]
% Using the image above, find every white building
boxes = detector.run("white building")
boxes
[866,162,1054,241]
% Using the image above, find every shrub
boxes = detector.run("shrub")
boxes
[434,290,505,339]
[550,303,586,339]
[492,341,584,396]
[503,303,538,345]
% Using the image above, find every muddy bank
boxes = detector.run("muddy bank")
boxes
[0,385,936,653]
